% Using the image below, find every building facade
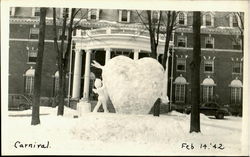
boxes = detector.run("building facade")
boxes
[9,7,243,112]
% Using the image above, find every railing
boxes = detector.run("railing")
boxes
[74,27,166,41]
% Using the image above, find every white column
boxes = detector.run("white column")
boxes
[134,49,139,60]
[82,49,92,101]
[105,48,111,64]
[72,49,83,99]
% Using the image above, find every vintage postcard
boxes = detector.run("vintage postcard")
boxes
[1,0,249,156]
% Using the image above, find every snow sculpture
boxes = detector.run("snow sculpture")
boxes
[92,56,165,114]
[92,79,109,113]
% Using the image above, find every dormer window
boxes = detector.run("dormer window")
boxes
[88,9,100,20]
[205,14,211,26]
[202,12,214,27]
[233,16,238,27]
[119,10,130,23]
[32,8,40,17]
[177,12,187,25]
[152,11,160,23]
[229,13,241,28]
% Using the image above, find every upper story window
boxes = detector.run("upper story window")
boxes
[176,58,186,72]
[205,36,214,48]
[232,62,242,74]
[88,9,100,20]
[177,35,187,47]
[204,60,214,73]
[27,47,38,64]
[232,38,242,50]
[202,12,214,27]
[119,10,130,23]
[58,28,68,40]
[177,12,187,25]
[32,8,40,17]
[152,11,160,23]
[29,26,39,39]
[229,13,242,28]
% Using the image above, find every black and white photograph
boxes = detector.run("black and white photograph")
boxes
[1,0,249,156]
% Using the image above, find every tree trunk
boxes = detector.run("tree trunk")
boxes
[190,11,201,133]
[31,8,47,125]
[57,8,68,116]
[147,10,157,59]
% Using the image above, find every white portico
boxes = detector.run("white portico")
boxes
[71,27,166,102]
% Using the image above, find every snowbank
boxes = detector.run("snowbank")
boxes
[3,107,243,156]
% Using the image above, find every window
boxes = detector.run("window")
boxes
[229,79,242,104]
[232,38,242,50]
[27,48,38,63]
[176,58,186,72]
[178,12,185,25]
[88,9,99,20]
[58,28,68,40]
[32,8,40,17]
[122,10,128,21]
[205,14,212,26]
[29,27,39,39]
[152,11,160,23]
[231,87,241,104]
[232,16,238,27]
[232,62,242,74]
[203,13,214,27]
[119,10,130,23]
[204,60,214,73]
[24,67,35,95]
[177,36,186,47]
[175,84,185,102]
[203,86,213,102]
[205,36,214,48]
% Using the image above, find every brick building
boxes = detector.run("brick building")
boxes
[9,7,243,112]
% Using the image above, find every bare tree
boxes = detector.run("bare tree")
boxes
[190,11,201,133]
[31,8,47,125]
[53,8,77,116]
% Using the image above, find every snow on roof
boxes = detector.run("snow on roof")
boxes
[25,67,35,76]
[201,77,216,86]
[229,79,243,87]
[174,75,187,84]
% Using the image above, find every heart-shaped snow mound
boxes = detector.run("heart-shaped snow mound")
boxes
[102,56,164,114]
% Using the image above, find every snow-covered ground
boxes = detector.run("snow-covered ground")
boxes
[3,106,245,156]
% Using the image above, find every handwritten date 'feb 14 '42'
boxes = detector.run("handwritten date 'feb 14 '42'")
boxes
[181,143,225,150]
